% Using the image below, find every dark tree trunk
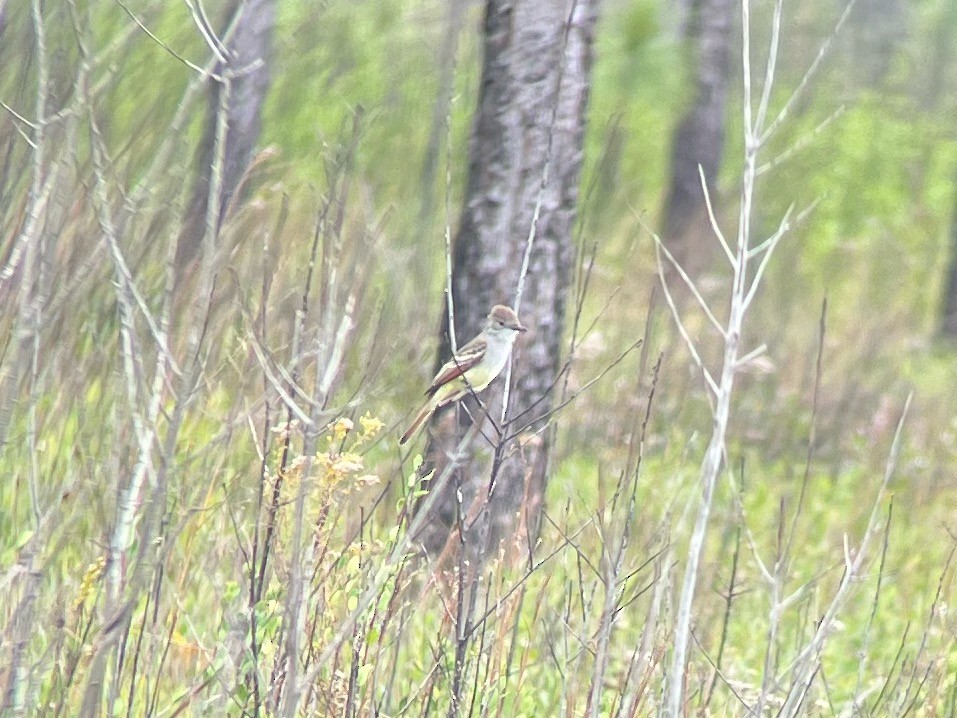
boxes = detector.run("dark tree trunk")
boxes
[941,180,957,338]
[661,0,733,268]
[926,6,957,339]
[850,0,906,89]
[418,0,599,558]
[176,0,276,267]
[920,1,955,109]
[673,0,695,40]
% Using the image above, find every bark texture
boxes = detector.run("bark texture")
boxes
[177,0,276,266]
[661,0,733,267]
[419,0,599,558]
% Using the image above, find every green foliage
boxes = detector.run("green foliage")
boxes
[264,0,479,217]
[583,0,689,224]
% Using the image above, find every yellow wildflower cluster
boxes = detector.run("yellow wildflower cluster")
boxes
[327,412,384,447]
[358,413,384,438]
[329,418,354,442]
[316,451,366,486]
[315,412,384,489]
[74,556,106,610]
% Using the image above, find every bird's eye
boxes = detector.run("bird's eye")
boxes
[498,321,504,327]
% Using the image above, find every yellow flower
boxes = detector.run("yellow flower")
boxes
[317,451,365,485]
[332,452,364,475]
[75,556,106,609]
[329,418,354,442]
[359,413,384,439]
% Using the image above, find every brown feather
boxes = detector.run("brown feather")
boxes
[399,399,436,445]
[425,336,487,396]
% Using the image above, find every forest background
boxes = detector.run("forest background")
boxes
[2,0,957,715]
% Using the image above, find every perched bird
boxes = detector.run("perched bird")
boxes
[399,304,527,445]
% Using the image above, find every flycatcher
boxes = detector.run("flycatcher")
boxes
[399,304,527,445]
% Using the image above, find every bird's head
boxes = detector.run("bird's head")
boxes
[486,304,527,336]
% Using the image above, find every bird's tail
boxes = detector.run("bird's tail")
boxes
[399,397,438,445]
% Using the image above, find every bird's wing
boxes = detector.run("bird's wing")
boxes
[426,335,487,396]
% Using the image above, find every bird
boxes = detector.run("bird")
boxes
[399,304,527,445]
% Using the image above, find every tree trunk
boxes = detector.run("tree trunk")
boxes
[661,0,733,270]
[941,179,957,338]
[418,0,599,559]
[176,0,276,267]
[920,1,955,110]
[925,6,956,339]
[850,0,906,89]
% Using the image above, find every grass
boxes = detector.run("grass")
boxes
[1,290,956,715]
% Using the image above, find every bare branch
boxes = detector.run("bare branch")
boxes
[653,232,728,339]
[183,0,229,62]
[698,164,734,265]
[777,394,912,717]
[742,202,794,309]
[113,0,225,80]
[753,0,784,136]
[756,105,846,176]
[758,0,858,144]
[654,242,719,397]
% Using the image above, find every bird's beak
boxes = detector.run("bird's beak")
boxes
[512,322,527,333]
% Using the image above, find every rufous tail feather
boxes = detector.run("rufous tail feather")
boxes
[399,398,437,445]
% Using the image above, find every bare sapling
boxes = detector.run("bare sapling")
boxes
[660,0,860,714]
